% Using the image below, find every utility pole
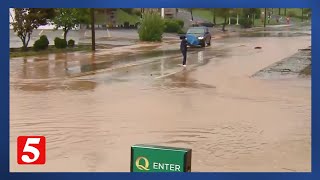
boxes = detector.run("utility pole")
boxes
[90,8,95,51]
[264,8,267,28]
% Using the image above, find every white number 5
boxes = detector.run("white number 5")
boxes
[21,138,41,163]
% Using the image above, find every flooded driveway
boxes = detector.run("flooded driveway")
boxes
[10,26,311,172]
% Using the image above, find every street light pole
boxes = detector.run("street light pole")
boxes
[90,8,95,51]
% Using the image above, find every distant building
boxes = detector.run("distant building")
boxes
[164,8,177,19]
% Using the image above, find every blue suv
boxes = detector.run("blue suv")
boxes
[186,26,212,47]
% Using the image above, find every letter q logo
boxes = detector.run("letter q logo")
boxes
[135,156,150,171]
[17,136,46,165]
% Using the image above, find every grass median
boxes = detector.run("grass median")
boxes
[10,45,91,58]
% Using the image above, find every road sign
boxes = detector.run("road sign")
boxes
[130,144,192,172]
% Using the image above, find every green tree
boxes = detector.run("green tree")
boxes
[11,8,54,50]
[210,8,216,24]
[242,8,260,26]
[216,8,231,31]
[53,8,88,40]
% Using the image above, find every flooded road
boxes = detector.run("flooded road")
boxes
[10,27,311,172]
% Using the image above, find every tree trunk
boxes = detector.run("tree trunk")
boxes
[284,8,287,16]
[190,9,193,21]
[301,8,304,22]
[212,9,216,24]
[264,8,267,28]
[26,33,31,49]
[21,36,27,51]
[278,8,281,15]
[222,15,227,31]
[90,8,96,51]
[252,14,255,26]
[63,29,68,40]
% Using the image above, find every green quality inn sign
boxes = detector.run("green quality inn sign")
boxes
[130,144,192,172]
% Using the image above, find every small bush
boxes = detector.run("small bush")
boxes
[175,19,184,28]
[239,18,253,28]
[54,37,67,49]
[164,19,181,33]
[138,12,164,41]
[40,35,49,45]
[68,39,75,47]
[33,35,49,51]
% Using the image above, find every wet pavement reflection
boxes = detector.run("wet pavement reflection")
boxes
[10,25,311,172]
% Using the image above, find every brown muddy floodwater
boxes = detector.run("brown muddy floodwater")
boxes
[10,34,311,172]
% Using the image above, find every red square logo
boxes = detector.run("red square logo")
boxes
[17,136,46,165]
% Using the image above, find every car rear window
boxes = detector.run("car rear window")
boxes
[187,28,205,34]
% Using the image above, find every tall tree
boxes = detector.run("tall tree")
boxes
[242,8,260,27]
[211,9,216,24]
[216,8,231,31]
[11,8,53,50]
[53,8,88,40]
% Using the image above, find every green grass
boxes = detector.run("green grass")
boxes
[116,9,140,24]
[10,45,91,58]
[190,8,310,27]
[95,9,140,25]
[192,9,225,24]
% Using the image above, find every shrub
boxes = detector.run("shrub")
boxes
[164,19,181,33]
[68,39,75,47]
[138,12,164,41]
[40,35,49,46]
[33,35,49,51]
[239,18,253,28]
[175,19,184,28]
[54,37,67,49]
